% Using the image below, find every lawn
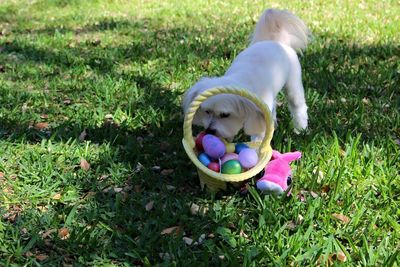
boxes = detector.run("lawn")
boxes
[0,0,399,266]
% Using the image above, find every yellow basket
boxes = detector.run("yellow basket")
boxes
[182,86,275,192]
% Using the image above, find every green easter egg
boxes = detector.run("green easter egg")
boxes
[221,160,242,174]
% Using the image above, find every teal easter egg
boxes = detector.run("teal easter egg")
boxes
[221,160,242,174]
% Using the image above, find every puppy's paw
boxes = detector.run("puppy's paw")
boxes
[293,112,308,134]
[294,126,308,135]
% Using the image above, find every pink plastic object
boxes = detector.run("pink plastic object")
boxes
[256,150,301,195]
[220,153,239,165]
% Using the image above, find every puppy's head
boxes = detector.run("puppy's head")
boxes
[182,79,265,139]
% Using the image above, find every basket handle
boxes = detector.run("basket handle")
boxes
[183,86,274,155]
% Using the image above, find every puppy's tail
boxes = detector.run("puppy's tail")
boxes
[251,9,311,52]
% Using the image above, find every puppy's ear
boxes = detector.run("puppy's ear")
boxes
[182,86,199,114]
[182,77,210,113]
[242,100,266,137]
[182,78,211,126]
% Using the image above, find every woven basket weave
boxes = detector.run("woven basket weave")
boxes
[182,87,274,191]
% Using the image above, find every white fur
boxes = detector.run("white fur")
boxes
[182,9,311,140]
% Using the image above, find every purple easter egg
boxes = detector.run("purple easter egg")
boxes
[202,134,226,159]
[221,153,239,165]
[238,148,258,169]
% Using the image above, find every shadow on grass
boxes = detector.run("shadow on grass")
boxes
[1,16,399,265]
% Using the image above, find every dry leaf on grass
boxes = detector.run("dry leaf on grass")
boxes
[78,129,87,141]
[159,253,173,260]
[362,97,370,105]
[114,187,123,193]
[134,185,141,193]
[166,185,176,191]
[41,229,57,238]
[151,166,161,172]
[83,191,96,199]
[190,203,200,215]
[160,226,181,235]
[34,122,49,130]
[58,227,70,240]
[296,214,304,224]
[321,185,331,195]
[161,169,174,175]
[52,193,61,200]
[332,213,350,224]
[145,201,154,211]
[321,251,347,265]
[80,158,90,171]
[336,251,347,262]
[0,172,4,179]
[239,230,249,239]
[286,221,297,230]
[297,192,306,202]
[3,205,22,222]
[35,254,49,261]
[183,237,194,245]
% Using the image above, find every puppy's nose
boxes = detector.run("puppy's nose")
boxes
[205,128,216,135]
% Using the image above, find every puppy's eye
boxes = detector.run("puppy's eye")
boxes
[220,113,230,118]
[205,110,211,115]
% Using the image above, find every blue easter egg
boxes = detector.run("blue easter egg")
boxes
[202,134,226,159]
[235,143,249,154]
[198,153,211,166]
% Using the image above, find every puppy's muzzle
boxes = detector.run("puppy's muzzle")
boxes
[205,128,217,135]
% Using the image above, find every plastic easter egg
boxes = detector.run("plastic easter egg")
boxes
[221,139,235,153]
[202,134,226,159]
[225,143,235,153]
[221,153,239,165]
[195,131,206,152]
[235,143,249,154]
[221,160,242,174]
[238,148,258,169]
[198,152,211,166]
[207,162,220,172]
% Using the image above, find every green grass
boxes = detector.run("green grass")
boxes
[0,0,399,266]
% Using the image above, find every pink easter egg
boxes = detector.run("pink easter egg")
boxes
[238,148,258,169]
[221,153,239,165]
[202,134,226,159]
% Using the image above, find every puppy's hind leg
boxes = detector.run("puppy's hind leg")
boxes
[285,61,308,133]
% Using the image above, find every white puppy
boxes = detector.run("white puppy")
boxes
[182,9,311,140]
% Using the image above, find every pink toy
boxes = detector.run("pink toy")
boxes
[256,150,301,194]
